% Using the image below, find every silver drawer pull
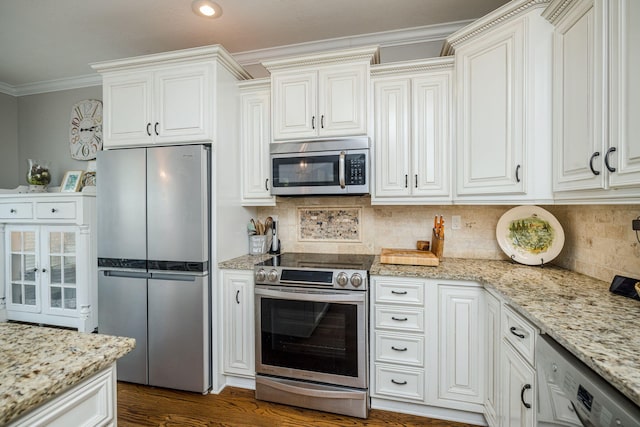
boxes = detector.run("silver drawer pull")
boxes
[510,326,526,339]
[391,346,408,352]
[391,316,408,322]
[391,290,407,295]
[391,379,407,385]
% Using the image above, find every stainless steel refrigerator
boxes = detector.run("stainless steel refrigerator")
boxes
[96,144,211,393]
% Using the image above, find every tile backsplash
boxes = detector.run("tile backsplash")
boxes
[257,197,640,283]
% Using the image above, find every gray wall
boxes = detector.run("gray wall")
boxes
[0,92,19,188]
[17,86,102,187]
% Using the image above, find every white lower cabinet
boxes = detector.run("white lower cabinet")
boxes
[484,291,501,427]
[9,365,116,427]
[370,276,486,425]
[499,305,538,427]
[221,270,255,378]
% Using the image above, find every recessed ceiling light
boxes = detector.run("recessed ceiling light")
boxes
[192,0,222,18]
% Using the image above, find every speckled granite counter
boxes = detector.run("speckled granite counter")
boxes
[0,322,135,425]
[218,253,274,270]
[220,254,640,408]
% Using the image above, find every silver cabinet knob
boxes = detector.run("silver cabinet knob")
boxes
[350,273,363,287]
[336,272,349,286]
[267,269,278,282]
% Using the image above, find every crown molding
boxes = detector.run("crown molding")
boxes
[233,20,472,67]
[1,20,471,97]
[371,56,454,77]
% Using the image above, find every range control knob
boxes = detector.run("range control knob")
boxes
[267,269,279,282]
[336,272,349,286]
[255,269,266,282]
[350,273,363,288]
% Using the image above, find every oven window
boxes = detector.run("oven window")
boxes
[260,298,359,377]
[272,155,339,187]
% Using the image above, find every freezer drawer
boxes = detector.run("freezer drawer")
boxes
[148,273,210,393]
[98,270,148,384]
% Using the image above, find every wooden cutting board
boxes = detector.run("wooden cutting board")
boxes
[380,248,440,266]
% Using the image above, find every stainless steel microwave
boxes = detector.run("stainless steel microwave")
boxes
[270,137,370,196]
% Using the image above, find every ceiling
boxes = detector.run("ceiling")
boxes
[0,0,509,89]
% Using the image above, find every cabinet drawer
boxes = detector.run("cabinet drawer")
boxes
[374,279,425,305]
[375,307,424,332]
[503,305,537,364]
[374,363,425,401]
[35,202,77,220]
[0,203,33,219]
[375,331,424,366]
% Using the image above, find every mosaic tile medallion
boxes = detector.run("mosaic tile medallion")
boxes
[298,207,362,242]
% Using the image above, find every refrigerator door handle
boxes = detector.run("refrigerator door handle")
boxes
[150,273,198,282]
[101,270,151,279]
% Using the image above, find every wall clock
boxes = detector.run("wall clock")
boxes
[69,99,103,160]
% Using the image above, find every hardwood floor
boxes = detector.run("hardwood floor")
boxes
[117,382,477,427]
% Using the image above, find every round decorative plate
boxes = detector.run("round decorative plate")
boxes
[496,206,565,266]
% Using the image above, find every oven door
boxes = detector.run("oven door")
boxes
[255,286,367,389]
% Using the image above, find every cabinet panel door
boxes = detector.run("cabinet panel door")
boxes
[318,65,367,136]
[42,227,79,315]
[5,226,40,313]
[484,292,501,427]
[456,22,524,195]
[438,286,484,406]
[373,78,411,197]
[103,72,153,148]
[552,0,606,191]
[413,73,451,197]
[154,64,211,143]
[609,0,640,187]
[501,343,536,427]
[240,87,275,205]
[272,71,317,140]
[222,271,255,376]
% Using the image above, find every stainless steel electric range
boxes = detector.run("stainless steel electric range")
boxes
[253,253,374,418]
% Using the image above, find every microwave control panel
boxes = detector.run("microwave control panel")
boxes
[346,154,366,185]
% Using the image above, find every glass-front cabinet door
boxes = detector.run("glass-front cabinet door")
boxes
[6,226,41,313]
[43,227,78,313]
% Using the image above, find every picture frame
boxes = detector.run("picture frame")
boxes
[60,170,84,192]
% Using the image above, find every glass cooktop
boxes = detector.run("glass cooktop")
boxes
[255,252,374,271]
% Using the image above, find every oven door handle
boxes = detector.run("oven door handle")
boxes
[257,376,366,400]
[255,287,365,303]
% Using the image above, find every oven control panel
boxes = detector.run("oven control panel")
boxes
[254,267,368,290]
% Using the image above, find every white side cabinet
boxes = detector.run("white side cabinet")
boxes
[221,269,255,378]
[92,45,251,149]
[445,4,554,203]
[239,79,275,206]
[0,193,97,332]
[371,58,452,204]
[484,291,501,427]
[544,0,640,202]
[263,46,378,141]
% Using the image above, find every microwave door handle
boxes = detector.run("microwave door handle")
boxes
[339,151,346,189]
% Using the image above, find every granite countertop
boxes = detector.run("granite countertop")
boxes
[0,323,135,425]
[220,254,640,408]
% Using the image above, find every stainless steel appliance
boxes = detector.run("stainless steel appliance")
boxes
[270,137,369,196]
[97,144,211,393]
[536,333,640,426]
[254,253,373,418]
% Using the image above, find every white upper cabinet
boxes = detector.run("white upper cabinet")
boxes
[544,0,640,202]
[371,58,452,204]
[239,79,275,206]
[93,45,251,149]
[607,0,640,188]
[263,46,378,141]
[444,2,554,203]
